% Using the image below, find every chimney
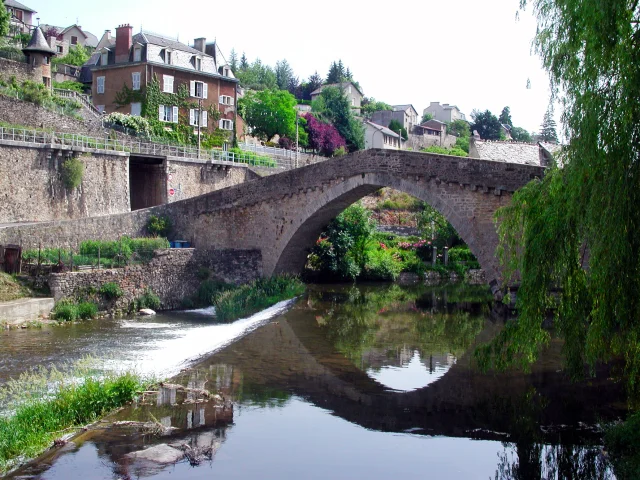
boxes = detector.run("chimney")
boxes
[193,37,206,53]
[104,30,111,41]
[115,24,133,63]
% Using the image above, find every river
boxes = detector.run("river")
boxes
[0,283,626,479]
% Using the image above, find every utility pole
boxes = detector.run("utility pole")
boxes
[197,97,202,159]
[295,110,299,169]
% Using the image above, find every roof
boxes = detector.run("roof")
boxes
[418,119,445,131]
[134,32,209,57]
[472,140,541,166]
[311,81,363,97]
[393,104,418,116]
[4,0,36,13]
[22,27,56,55]
[365,120,400,139]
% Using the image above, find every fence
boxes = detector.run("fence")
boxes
[0,125,310,169]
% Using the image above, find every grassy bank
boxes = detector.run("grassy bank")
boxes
[0,362,148,474]
[605,411,640,479]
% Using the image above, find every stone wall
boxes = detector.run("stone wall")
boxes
[48,248,263,311]
[165,158,259,203]
[405,133,457,150]
[0,58,40,84]
[0,145,130,223]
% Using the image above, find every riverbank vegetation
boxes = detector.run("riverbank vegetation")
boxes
[305,202,478,282]
[0,273,31,302]
[183,274,305,321]
[0,360,148,474]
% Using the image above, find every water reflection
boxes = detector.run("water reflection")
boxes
[7,284,625,480]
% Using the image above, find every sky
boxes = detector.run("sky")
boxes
[25,0,557,134]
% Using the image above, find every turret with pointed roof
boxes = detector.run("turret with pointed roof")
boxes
[22,27,56,88]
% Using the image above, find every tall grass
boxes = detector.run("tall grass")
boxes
[0,360,148,474]
[214,275,305,321]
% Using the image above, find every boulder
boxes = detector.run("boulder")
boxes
[139,308,156,316]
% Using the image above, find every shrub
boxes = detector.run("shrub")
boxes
[194,279,231,307]
[53,80,85,94]
[77,302,98,320]
[100,282,123,300]
[61,157,84,190]
[362,249,402,281]
[137,289,161,310]
[52,299,78,321]
[605,412,640,479]
[146,215,172,237]
[104,112,151,137]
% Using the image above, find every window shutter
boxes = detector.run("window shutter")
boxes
[229,120,234,130]
[219,95,224,105]
[189,109,195,126]
[190,81,196,97]
[202,111,208,128]
[172,106,179,123]
[230,97,235,106]
[158,104,164,121]
[219,119,224,129]
[202,83,208,99]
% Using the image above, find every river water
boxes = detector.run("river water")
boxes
[1,283,626,479]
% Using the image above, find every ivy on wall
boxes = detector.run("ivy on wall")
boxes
[113,75,228,147]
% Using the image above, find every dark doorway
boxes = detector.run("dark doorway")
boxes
[129,156,166,211]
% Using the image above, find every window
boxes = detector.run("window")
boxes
[190,80,207,98]
[163,75,174,93]
[219,95,234,106]
[348,85,352,93]
[101,52,108,66]
[219,119,233,130]
[131,102,141,116]
[43,56,49,65]
[71,36,78,45]
[133,48,141,62]
[189,109,208,127]
[351,98,355,106]
[196,58,201,71]
[96,76,105,94]
[56,45,63,54]
[132,72,141,91]
[158,104,179,123]
[166,51,172,64]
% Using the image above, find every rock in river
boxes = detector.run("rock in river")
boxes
[139,308,156,316]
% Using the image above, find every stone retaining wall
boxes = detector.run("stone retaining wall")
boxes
[48,248,262,311]
[0,146,130,223]
[0,58,40,84]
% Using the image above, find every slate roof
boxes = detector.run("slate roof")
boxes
[39,24,98,48]
[5,0,36,13]
[23,27,56,55]
[393,104,418,116]
[311,81,363,97]
[365,120,400,139]
[134,32,210,56]
[472,140,541,166]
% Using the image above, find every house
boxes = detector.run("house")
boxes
[364,120,402,150]
[423,102,466,123]
[21,26,56,88]
[406,119,456,150]
[310,81,363,114]
[392,104,419,131]
[91,24,240,139]
[469,138,561,166]
[4,0,36,35]
[40,24,99,56]
[370,104,419,134]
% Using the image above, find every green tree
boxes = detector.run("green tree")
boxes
[388,119,408,140]
[229,49,238,73]
[539,107,558,143]
[470,109,502,140]
[312,86,364,151]
[239,52,249,70]
[52,45,90,66]
[478,0,640,403]
[499,106,513,127]
[511,126,533,142]
[238,89,297,141]
[421,112,433,124]
[361,97,392,119]
[326,60,347,84]
[275,59,293,91]
[417,203,461,249]
[0,0,9,38]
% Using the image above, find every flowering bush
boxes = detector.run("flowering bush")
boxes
[398,239,430,250]
[104,112,151,137]
[303,113,346,156]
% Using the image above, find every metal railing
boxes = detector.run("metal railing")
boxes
[53,89,101,118]
[238,142,299,159]
[0,126,301,168]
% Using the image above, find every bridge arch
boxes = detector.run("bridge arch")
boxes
[271,171,503,288]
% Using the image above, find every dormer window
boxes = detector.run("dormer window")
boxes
[161,49,172,64]
[133,47,141,62]
[196,58,201,71]
[101,52,108,66]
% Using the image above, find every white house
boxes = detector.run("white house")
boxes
[364,120,402,150]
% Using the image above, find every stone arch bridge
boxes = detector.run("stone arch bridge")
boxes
[0,149,544,290]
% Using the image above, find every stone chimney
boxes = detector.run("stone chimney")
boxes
[115,24,133,63]
[193,37,206,53]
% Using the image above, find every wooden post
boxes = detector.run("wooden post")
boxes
[432,246,437,266]
[444,247,449,266]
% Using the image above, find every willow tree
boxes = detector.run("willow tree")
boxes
[477,0,640,400]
